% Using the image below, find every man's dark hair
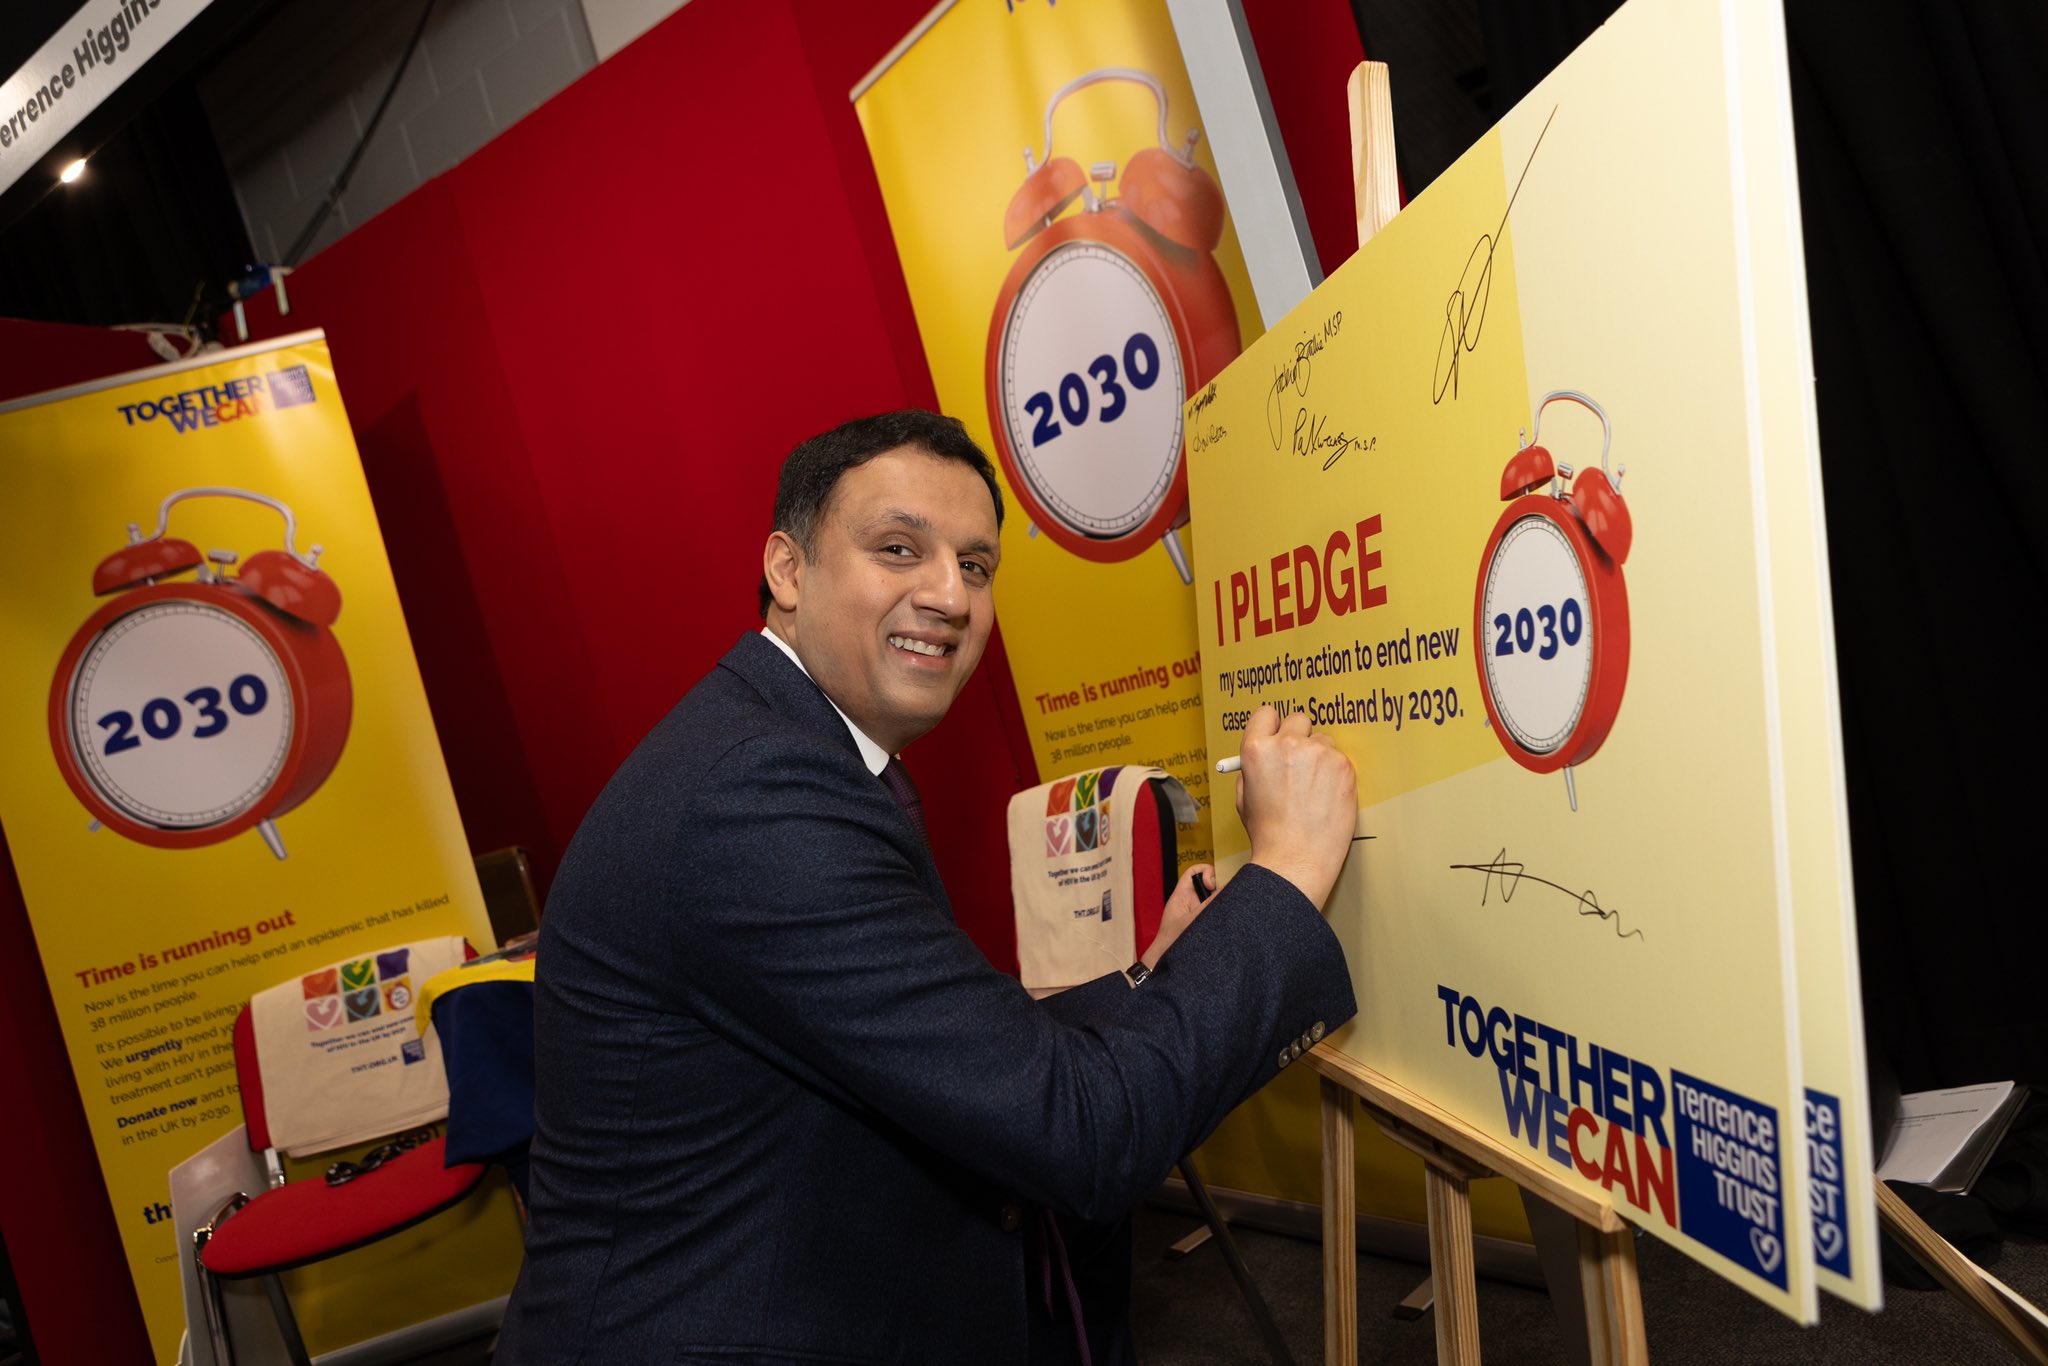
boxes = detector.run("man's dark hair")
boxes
[758,410,1005,616]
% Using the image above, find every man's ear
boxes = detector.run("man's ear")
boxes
[763,531,804,613]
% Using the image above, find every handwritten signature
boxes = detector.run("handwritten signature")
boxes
[1265,310,1345,448]
[1448,847,1643,942]
[1431,107,1558,405]
[1291,409,1377,470]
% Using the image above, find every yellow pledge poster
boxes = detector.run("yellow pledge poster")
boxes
[0,333,521,1361]
[854,0,1269,865]
[1188,0,1874,1320]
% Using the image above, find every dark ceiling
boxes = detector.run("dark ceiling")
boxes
[0,0,277,328]
[0,0,1599,332]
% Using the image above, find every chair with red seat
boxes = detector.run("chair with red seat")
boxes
[1010,767,1298,1366]
[191,1004,491,1365]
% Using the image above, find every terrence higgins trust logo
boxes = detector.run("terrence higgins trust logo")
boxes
[115,365,317,434]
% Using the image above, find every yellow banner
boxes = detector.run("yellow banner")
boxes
[0,334,521,1360]
[854,0,1268,866]
[1187,0,1871,1321]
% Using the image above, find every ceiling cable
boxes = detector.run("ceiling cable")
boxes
[281,0,439,268]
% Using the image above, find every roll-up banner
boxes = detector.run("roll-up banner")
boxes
[0,333,523,1361]
[1185,0,1876,1318]
[854,0,1270,873]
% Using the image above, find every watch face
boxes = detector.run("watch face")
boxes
[997,239,1186,540]
[66,599,294,828]
[1479,513,1593,756]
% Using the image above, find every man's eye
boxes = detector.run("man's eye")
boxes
[962,559,992,580]
[879,543,915,558]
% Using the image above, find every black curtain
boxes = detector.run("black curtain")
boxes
[1787,0,2048,1091]
[1474,0,1622,111]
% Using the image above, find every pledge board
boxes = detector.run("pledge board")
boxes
[1187,0,1876,1317]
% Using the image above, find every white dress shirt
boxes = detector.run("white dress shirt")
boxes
[758,628,891,777]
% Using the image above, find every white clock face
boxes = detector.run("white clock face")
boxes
[68,600,294,828]
[1480,514,1593,755]
[998,239,1186,539]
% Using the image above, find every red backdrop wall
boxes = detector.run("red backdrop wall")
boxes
[0,3,1362,1357]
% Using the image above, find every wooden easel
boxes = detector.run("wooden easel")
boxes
[1309,1048,1648,1366]
[1310,1045,2048,1366]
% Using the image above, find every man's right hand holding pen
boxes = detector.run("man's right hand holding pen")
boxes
[1228,704,1358,912]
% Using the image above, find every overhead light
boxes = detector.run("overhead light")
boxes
[59,159,86,184]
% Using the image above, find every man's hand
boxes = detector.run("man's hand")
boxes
[1140,864,1218,971]
[1233,705,1357,910]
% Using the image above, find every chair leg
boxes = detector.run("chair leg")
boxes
[194,1193,252,1366]
[1178,1158,1297,1366]
[196,1259,234,1366]
[260,1274,314,1366]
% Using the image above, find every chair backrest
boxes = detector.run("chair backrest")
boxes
[1124,777,1175,960]
[1011,770,1178,993]
[232,1007,271,1152]
[474,847,541,943]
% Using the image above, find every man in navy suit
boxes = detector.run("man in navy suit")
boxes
[499,411,1359,1364]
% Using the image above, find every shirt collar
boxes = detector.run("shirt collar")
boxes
[758,628,892,776]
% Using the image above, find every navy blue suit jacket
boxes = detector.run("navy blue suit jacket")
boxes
[497,633,1355,1364]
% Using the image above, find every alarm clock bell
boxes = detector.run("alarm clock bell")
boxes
[1473,391,1633,810]
[986,66,1241,584]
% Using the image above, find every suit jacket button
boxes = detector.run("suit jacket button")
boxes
[1000,1202,1022,1234]
[1311,1021,1326,1042]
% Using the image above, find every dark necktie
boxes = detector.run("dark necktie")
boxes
[879,757,928,848]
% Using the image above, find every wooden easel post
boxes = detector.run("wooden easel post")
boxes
[1308,1049,1648,1366]
[1322,1078,1358,1363]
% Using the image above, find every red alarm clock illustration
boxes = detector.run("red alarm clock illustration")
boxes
[1472,392,1632,810]
[48,487,352,859]
[985,66,1241,583]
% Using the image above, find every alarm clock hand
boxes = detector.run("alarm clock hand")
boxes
[1234,705,1357,912]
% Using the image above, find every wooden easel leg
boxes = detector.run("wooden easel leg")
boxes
[1423,1164,1482,1366]
[1876,1179,2048,1365]
[1322,1077,1357,1366]
[1575,1221,1648,1366]
[1521,1189,1595,1366]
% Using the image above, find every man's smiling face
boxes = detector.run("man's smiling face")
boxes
[766,446,1001,754]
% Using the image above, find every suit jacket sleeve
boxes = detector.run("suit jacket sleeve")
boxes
[658,728,1355,1223]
